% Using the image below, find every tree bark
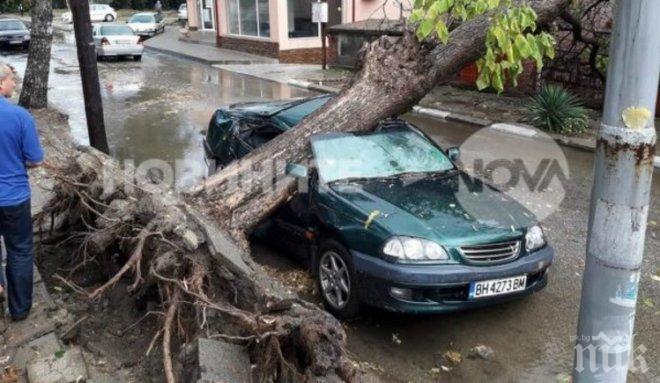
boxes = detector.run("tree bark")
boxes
[187,0,570,236]
[18,0,53,109]
[70,0,110,154]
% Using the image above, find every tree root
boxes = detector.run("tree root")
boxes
[37,144,363,383]
[163,288,181,383]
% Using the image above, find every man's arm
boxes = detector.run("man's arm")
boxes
[19,108,45,167]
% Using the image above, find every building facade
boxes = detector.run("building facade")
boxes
[185,0,409,63]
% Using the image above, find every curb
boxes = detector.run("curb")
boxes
[286,79,339,94]
[144,45,274,66]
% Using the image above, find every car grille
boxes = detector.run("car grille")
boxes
[459,240,521,264]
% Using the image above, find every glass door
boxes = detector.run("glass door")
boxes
[199,0,216,30]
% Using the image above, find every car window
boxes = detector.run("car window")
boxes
[312,128,455,183]
[273,97,331,127]
[101,25,134,36]
[130,14,155,23]
[0,21,27,31]
[91,5,99,10]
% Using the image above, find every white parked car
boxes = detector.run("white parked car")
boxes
[127,12,165,37]
[178,4,187,21]
[62,4,118,23]
[93,23,143,61]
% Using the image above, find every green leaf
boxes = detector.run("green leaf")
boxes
[435,21,449,43]
[491,26,508,49]
[492,69,504,93]
[409,9,425,22]
[436,0,452,14]
[476,70,491,90]
[515,34,530,57]
[418,19,435,39]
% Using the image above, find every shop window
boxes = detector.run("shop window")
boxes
[226,0,270,38]
[287,0,320,38]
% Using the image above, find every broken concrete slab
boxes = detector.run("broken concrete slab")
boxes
[11,332,62,370]
[26,346,88,383]
[5,318,55,349]
[184,206,252,276]
[180,338,251,383]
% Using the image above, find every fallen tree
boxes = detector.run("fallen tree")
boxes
[39,0,570,381]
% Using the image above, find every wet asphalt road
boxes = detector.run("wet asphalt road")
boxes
[2,32,658,383]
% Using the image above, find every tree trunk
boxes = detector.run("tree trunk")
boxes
[188,0,570,236]
[18,0,52,109]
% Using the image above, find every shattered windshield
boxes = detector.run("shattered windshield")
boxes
[311,128,455,183]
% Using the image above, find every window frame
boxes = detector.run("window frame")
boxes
[287,0,322,39]
[226,0,270,39]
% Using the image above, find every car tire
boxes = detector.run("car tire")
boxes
[104,14,114,22]
[134,55,142,61]
[317,239,361,319]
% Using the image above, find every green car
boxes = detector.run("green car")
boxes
[204,96,554,318]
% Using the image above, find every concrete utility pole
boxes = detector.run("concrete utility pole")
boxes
[70,0,110,154]
[573,0,659,381]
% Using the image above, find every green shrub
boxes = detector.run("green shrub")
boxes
[526,85,589,135]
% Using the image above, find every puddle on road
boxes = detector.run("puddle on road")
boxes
[1,33,315,189]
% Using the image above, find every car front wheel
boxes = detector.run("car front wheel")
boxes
[317,239,361,319]
[105,14,114,22]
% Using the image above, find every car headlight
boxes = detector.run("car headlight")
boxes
[525,225,546,252]
[383,236,449,263]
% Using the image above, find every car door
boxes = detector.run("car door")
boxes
[271,168,317,259]
[90,5,101,21]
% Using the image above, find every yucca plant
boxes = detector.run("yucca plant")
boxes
[526,85,589,135]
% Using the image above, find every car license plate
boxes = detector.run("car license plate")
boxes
[469,275,527,299]
[10,40,22,45]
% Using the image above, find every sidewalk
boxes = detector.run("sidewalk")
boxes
[143,27,277,65]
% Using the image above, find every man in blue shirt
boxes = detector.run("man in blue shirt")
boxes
[0,62,44,321]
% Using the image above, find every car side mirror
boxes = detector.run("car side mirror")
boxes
[286,163,308,179]
[446,147,460,161]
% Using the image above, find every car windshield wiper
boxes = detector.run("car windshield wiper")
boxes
[387,169,458,179]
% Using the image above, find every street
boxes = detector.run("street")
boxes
[2,30,658,383]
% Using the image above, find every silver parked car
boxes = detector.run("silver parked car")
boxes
[127,12,165,37]
[93,24,143,61]
[0,19,30,49]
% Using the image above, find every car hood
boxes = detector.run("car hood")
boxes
[329,172,536,247]
[0,30,28,36]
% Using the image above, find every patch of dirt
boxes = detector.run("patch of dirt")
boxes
[35,243,167,382]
